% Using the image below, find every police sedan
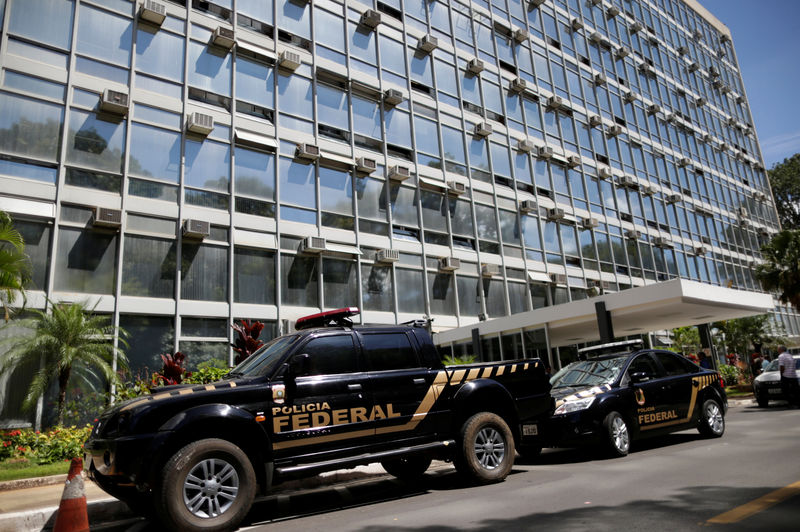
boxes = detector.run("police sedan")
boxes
[541,342,727,457]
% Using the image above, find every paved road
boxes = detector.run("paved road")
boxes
[114,402,800,531]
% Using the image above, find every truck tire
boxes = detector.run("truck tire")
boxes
[756,395,769,408]
[454,412,515,484]
[155,438,256,532]
[381,456,432,481]
[602,411,630,457]
[697,398,725,437]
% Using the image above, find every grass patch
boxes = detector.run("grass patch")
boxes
[0,459,70,482]
[726,388,754,398]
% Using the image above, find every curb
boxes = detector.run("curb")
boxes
[0,473,70,492]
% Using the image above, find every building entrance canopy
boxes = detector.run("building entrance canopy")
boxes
[433,279,774,348]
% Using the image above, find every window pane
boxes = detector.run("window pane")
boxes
[323,258,357,308]
[281,254,318,307]
[301,335,357,375]
[129,123,181,183]
[119,315,175,376]
[234,147,275,200]
[395,268,424,313]
[137,27,184,82]
[76,4,132,67]
[188,41,232,96]
[185,139,230,191]
[361,332,420,371]
[279,158,316,209]
[180,243,228,301]
[319,166,353,216]
[8,0,73,50]
[234,247,275,304]
[13,219,51,290]
[428,272,456,315]
[54,227,117,294]
[236,56,274,106]
[0,93,63,162]
[66,109,126,173]
[361,264,393,312]
[121,236,176,298]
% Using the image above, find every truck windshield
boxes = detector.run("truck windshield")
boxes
[229,334,300,378]
[550,356,627,389]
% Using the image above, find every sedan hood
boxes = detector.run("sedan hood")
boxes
[552,384,613,408]
[755,370,780,383]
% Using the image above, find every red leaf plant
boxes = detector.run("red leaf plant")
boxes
[153,351,191,386]
[232,320,265,365]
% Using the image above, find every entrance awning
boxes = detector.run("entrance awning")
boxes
[433,278,774,348]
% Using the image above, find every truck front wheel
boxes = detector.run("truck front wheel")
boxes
[454,412,515,484]
[155,438,256,532]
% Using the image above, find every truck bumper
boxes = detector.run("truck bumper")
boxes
[84,432,169,486]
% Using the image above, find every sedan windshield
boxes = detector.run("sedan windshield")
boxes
[550,356,628,388]
[228,334,300,378]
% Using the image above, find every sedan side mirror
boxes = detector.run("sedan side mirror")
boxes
[629,371,651,384]
[287,353,310,379]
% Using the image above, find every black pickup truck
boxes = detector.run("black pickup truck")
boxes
[85,308,552,531]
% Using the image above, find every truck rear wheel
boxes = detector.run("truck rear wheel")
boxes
[454,412,515,484]
[381,456,432,481]
[155,438,256,532]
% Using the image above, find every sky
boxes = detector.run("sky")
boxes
[698,0,800,168]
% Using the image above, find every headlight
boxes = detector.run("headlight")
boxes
[554,396,596,415]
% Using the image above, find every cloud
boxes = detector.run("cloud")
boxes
[759,131,800,166]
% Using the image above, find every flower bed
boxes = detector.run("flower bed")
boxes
[1,425,92,465]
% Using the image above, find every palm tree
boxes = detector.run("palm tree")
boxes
[755,229,800,310]
[0,211,31,321]
[0,300,128,426]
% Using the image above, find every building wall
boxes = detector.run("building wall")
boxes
[0,0,797,398]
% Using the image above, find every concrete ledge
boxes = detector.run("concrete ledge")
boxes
[0,473,70,492]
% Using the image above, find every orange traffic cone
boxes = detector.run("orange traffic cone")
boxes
[53,457,90,532]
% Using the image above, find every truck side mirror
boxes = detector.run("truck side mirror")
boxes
[287,353,310,378]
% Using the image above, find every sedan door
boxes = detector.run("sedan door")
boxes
[624,353,671,433]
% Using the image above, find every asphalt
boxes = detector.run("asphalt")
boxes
[0,396,756,532]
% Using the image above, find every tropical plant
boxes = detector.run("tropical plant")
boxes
[153,351,189,385]
[0,211,31,321]
[443,353,477,365]
[767,154,800,230]
[231,320,265,365]
[756,229,800,310]
[670,326,701,355]
[0,300,128,427]
[718,364,740,387]
[714,314,784,359]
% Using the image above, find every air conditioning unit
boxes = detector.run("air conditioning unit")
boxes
[418,34,438,53]
[720,85,731,94]
[356,157,377,173]
[712,79,723,89]
[666,193,682,203]
[439,257,461,271]
[653,236,673,249]
[547,208,565,221]
[624,91,638,103]
[467,58,485,75]
[616,46,631,58]
[640,184,655,196]
[589,114,602,127]
[547,95,564,110]
[639,64,656,77]
[582,217,599,229]
[92,207,122,229]
[589,32,604,43]
[630,21,644,34]
[647,103,661,115]
[735,95,744,104]
[607,125,622,137]
[279,50,302,71]
[528,0,546,9]
[139,0,167,26]
[678,157,691,167]
[509,77,527,93]
[687,62,699,73]
[300,236,326,253]
[481,263,500,277]
[383,88,405,106]
[295,142,320,161]
[537,146,554,159]
[618,175,638,189]
[519,199,537,213]
[388,165,410,181]
[693,29,703,41]
[566,155,581,168]
[211,27,236,50]
[594,72,607,86]
[360,9,381,29]
[99,89,129,115]
[701,133,711,143]
[727,117,737,127]
[183,219,210,239]
[626,229,641,240]
[513,28,529,43]
[186,112,214,135]
[447,181,466,195]
[693,245,709,256]
[606,5,620,17]
[738,207,748,218]
[550,273,567,285]
[517,138,535,152]
[375,249,399,263]
[473,122,492,137]
[719,142,729,152]
[757,227,771,236]
[598,167,613,180]
[571,18,584,31]
[709,66,720,78]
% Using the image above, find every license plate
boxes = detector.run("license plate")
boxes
[768,388,781,394]
[522,424,538,436]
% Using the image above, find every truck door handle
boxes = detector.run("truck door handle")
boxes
[348,384,362,391]
[413,378,426,385]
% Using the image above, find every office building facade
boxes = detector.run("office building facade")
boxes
[0,0,795,416]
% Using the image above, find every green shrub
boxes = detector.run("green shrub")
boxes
[184,366,230,384]
[443,354,477,366]
[719,364,740,386]
[1,425,92,465]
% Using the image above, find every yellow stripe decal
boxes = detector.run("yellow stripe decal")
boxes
[707,480,800,524]
[467,368,481,381]
[641,374,714,431]
[272,428,375,450]
[450,369,466,385]
[496,365,505,376]
[481,367,493,379]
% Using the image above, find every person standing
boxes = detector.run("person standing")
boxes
[777,346,798,407]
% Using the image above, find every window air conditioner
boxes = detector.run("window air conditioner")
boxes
[473,122,492,137]
[537,146,554,159]
[295,142,320,161]
[647,103,661,115]
[139,0,167,26]
[547,95,564,110]
[594,72,607,85]
[509,77,528,93]
[589,32,603,43]
[640,184,655,196]
[624,91,638,103]
[678,157,691,167]
[388,165,410,181]
[666,193,682,204]
[653,237,673,249]
[582,217,599,229]
[550,273,567,285]
[183,219,210,239]
[513,28,529,43]
[630,21,644,34]
[211,27,236,50]
[356,157,377,173]
[738,207,748,218]
[481,263,499,277]
[618,176,638,189]
[566,155,581,168]
[99,89,129,115]
[598,167,613,180]
[517,138,535,152]
[607,125,623,136]
[439,257,461,271]
[616,46,631,58]
[447,181,466,195]
[528,0,546,9]
[607,6,620,17]
[519,199,537,213]
[709,66,720,78]
[418,34,438,53]
[360,9,381,29]
[626,229,641,240]
[300,236,327,253]
[571,18,584,31]
[383,88,405,106]
[279,50,302,71]
[589,114,602,127]
[186,112,214,135]
[92,207,122,229]
[694,245,709,256]
[375,249,399,263]
[467,58,485,75]
[677,45,689,55]
[547,208,565,221]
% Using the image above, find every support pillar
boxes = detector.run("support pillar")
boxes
[471,328,483,361]
[698,323,718,371]
[595,301,615,344]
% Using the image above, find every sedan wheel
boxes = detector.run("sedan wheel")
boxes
[698,399,725,437]
[603,411,630,457]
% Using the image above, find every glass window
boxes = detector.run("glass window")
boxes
[379,35,406,75]
[355,176,386,221]
[180,242,228,301]
[278,0,310,39]
[317,83,349,130]
[236,55,274,107]
[234,147,275,200]
[457,276,481,317]
[238,0,274,25]
[299,334,357,376]
[384,107,412,147]
[184,139,230,192]
[8,0,73,50]
[361,332,420,371]
[281,254,318,307]
[54,226,117,294]
[129,123,181,183]
[396,268,424,313]
[319,166,353,216]
[428,272,455,315]
[13,219,51,290]
[390,184,419,227]
[0,93,63,162]
[119,315,175,376]
[277,74,312,119]
[188,41,232,96]
[352,94,381,140]
[315,8,344,51]
[66,108,125,173]
[77,4,132,67]
[323,258,357,308]
[234,247,275,304]
[279,158,316,209]
[121,236,176,298]
[362,264,393,312]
